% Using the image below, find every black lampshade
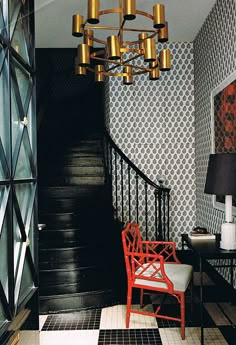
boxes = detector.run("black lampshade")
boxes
[204,153,236,195]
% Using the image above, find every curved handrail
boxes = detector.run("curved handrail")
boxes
[104,130,170,241]
[105,132,170,192]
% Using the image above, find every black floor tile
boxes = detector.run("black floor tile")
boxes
[194,285,232,303]
[153,303,215,328]
[98,329,162,345]
[219,326,236,345]
[41,309,102,330]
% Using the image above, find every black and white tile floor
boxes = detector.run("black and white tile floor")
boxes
[19,274,236,345]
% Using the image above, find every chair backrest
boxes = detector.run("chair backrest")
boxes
[122,223,142,277]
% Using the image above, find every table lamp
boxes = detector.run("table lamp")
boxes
[204,153,236,250]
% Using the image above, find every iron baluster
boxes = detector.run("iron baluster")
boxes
[145,182,148,240]
[154,189,158,240]
[114,150,118,219]
[109,145,113,187]
[120,157,124,223]
[135,173,139,223]
[128,165,131,222]
[157,188,163,240]
[163,191,166,240]
[167,190,170,241]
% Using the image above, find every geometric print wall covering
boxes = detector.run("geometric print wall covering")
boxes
[105,42,196,247]
[0,0,37,337]
[194,0,236,287]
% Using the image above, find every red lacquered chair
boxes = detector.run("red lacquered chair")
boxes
[122,223,193,340]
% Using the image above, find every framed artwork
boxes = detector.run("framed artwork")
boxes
[211,71,236,213]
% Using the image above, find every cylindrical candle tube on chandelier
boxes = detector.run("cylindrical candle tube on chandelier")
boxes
[123,66,133,85]
[95,65,104,82]
[153,4,165,29]
[149,59,160,80]
[158,21,168,42]
[78,43,90,66]
[138,32,148,52]
[159,48,171,71]
[72,14,84,37]
[124,0,136,20]
[84,29,94,47]
[107,35,121,60]
[87,0,100,24]
[144,37,156,62]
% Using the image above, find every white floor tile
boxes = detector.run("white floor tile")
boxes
[159,327,228,345]
[39,315,48,330]
[39,330,99,345]
[100,304,158,329]
[19,331,40,345]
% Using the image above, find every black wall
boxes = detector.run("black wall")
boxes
[36,48,105,152]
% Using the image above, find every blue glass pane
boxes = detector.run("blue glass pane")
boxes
[15,183,33,224]
[11,84,21,153]
[14,132,32,179]
[0,300,6,327]
[13,209,23,278]
[28,208,35,261]
[0,59,10,163]
[26,100,36,159]
[0,186,4,204]
[14,58,32,109]
[0,210,9,301]
[11,12,29,63]
[18,258,34,307]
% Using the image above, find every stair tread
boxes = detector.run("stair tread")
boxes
[40,288,112,300]
[39,245,90,251]
[40,265,97,273]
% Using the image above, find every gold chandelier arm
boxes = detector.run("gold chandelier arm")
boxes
[135,10,154,20]
[91,54,150,73]
[99,8,122,15]
[85,25,156,34]
[105,70,147,77]
[106,54,143,72]
[123,31,158,46]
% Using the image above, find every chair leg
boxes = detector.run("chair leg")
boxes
[180,292,185,340]
[140,288,144,308]
[126,285,132,328]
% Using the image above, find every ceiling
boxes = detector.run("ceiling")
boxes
[34,0,216,48]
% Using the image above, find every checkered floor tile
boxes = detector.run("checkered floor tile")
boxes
[19,277,236,345]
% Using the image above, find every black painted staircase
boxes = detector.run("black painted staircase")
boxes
[38,138,121,314]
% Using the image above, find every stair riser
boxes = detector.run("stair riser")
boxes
[39,199,80,213]
[43,157,103,166]
[39,290,114,314]
[39,185,104,199]
[41,176,105,186]
[39,259,96,270]
[41,166,104,177]
[39,267,105,286]
[39,247,91,263]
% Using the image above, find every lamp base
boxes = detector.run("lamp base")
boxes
[220,223,236,250]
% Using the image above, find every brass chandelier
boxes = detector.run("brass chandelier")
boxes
[72,0,171,84]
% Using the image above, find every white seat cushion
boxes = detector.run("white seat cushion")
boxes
[135,263,192,292]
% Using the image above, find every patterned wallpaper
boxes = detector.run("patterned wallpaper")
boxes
[194,0,236,232]
[105,42,196,246]
[194,0,236,286]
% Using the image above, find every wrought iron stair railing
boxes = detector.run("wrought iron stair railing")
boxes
[104,132,171,241]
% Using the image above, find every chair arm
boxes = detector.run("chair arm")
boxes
[141,241,181,264]
[127,251,174,291]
